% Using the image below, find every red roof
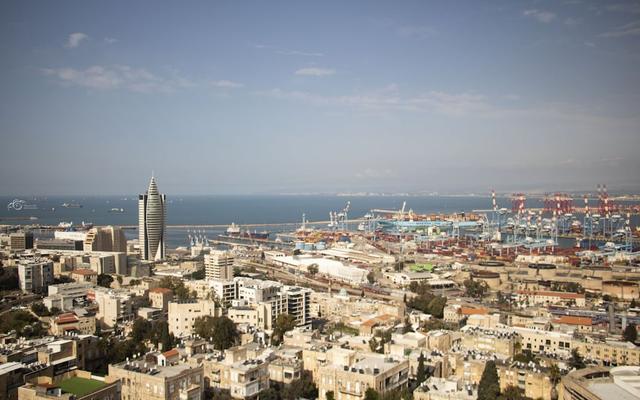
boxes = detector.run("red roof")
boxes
[56,313,79,324]
[73,269,97,276]
[553,315,593,326]
[460,307,488,316]
[150,288,173,294]
[162,348,179,358]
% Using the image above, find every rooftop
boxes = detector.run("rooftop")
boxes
[59,377,107,397]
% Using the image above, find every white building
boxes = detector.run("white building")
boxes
[271,255,368,284]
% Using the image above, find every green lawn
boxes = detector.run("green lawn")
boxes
[59,377,106,397]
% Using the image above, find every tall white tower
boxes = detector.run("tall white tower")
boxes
[139,175,166,261]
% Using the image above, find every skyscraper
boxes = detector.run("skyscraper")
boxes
[138,175,166,261]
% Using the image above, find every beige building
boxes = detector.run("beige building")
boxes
[205,251,234,281]
[515,290,586,307]
[84,226,127,253]
[187,343,271,399]
[316,352,410,400]
[460,326,517,360]
[92,288,135,327]
[573,338,640,366]
[149,287,174,311]
[168,299,217,338]
[49,312,96,336]
[107,353,203,400]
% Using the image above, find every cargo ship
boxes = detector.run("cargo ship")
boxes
[241,230,270,240]
[61,202,83,208]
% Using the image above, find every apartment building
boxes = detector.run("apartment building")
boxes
[92,288,135,327]
[168,300,217,338]
[107,353,204,400]
[18,259,54,294]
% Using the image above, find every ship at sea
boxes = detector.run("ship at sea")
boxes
[61,202,83,208]
[226,223,241,235]
[108,208,125,213]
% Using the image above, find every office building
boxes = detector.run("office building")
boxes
[139,175,166,261]
[84,226,127,253]
[204,250,234,281]
[10,231,33,252]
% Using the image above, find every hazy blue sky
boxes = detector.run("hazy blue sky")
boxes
[1,1,639,195]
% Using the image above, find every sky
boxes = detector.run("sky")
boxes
[1,1,639,195]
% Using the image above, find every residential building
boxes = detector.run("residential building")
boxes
[18,259,54,294]
[168,300,217,338]
[107,353,204,400]
[149,287,174,311]
[92,288,135,327]
[44,282,93,311]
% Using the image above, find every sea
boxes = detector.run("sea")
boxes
[1,195,637,249]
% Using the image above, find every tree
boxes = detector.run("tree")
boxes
[31,302,51,317]
[364,388,381,400]
[191,268,205,280]
[477,360,500,400]
[97,274,114,288]
[131,318,152,343]
[159,277,191,301]
[281,371,317,400]
[194,316,237,350]
[367,271,376,284]
[631,298,638,308]
[624,323,638,343]
[0,267,19,291]
[326,391,335,400]
[272,314,297,346]
[549,363,562,386]
[307,264,318,276]
[416,352,427,386]
[569,348,586,369]
[498,385,525,400]
[463,279,488,299]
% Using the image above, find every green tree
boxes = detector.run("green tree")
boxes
[569,348,586,369]
[191,268,206,280]
[0,267,19,291]
[631,298,638,308]
[478,360,500,400]
[281,371,317,400]
[364,388,381,400]
[97,274,114,288]
[463,279,488,299]
[549,362,562,386]
[416,352,427,386]
[31,302,51,317]
[498,385,525,400]
[131,318,152,343]
[326,391,335,400]
[159,277,191,300]
[194,315,238,350]
[624,323,638,343]
[307,264,318,276]
[272,314,297,346]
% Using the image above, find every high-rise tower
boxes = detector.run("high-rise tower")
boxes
[138,175,166,261]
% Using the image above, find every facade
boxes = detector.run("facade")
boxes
[168,300,217,338]
[49,312,96,336]
[107,354,204,400]
[514,290,586,307]
[92,288,135,327]
[10,231,34,252]
[139,176,166,261]
[149,287,174,311]
[84,226,127,253]
[44,282,93,311]
[18,259,54,294]
[204,251,234,281]
[317,353,410,400]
